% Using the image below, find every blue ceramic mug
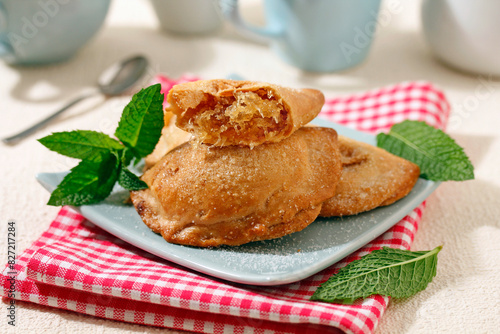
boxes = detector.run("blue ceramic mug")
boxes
[220,0,381,72]
[0,0,110,65]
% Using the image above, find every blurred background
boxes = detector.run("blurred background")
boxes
[2,0,500,138]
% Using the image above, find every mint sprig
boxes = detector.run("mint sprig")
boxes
[47,153,120,206]
[39,130,124,162]
[377,120,474,181]
[38,84,164,206]
[115,83,164,159]
[311,246,442,303]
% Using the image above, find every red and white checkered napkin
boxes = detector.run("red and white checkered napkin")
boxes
[0,79,449,334]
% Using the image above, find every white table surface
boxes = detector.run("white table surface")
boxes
[1,0,500,333]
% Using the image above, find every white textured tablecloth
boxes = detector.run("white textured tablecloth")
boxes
[1,0,499,333]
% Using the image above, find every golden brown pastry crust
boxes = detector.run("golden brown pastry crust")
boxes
[144,112,192,170]
[320,136,420,217]
[131,127,342,247]
[166,79,325,147]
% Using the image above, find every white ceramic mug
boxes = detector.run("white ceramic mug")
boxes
[422,0,500,76]
[149,0,222,35]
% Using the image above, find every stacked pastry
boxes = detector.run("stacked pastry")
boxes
[130,80,419,247]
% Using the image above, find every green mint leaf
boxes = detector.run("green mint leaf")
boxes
[38,130,123,162]
[115,84,164,158]
[47,152,120,206]
[376,120,474,181]
[118,166,147,191]
[310,246,442,303]
[39,84,165,207]
[121,147,135,166]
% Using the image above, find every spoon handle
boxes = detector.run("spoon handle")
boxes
[2,91,99,145]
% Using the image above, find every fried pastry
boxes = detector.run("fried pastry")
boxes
[320,136,420,217]
[131,127,342,247]
[144,111,192,170]
[166,79,325,147]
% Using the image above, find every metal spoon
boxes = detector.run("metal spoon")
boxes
[2,55,149,145]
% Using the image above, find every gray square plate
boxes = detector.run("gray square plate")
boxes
[36,118,439,286]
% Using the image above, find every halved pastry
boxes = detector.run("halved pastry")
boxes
[131,127,341,247]
[320,136,420,217]
[166,79,325,147]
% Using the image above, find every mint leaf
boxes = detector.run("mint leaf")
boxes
[38,130,123,162]
[39,84,165,207]
[121,147,135,166]
[118,167,147,191]
[310,246,441,303]
[377,121,474,181]
[47,152,120,206]
[115,84,164,158]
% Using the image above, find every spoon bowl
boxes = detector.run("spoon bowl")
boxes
[98,56,149,96]
[2,55,149,145]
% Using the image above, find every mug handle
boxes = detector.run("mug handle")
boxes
[0,3,15,61]
[0,41,15,62]
[219,0,283,43]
